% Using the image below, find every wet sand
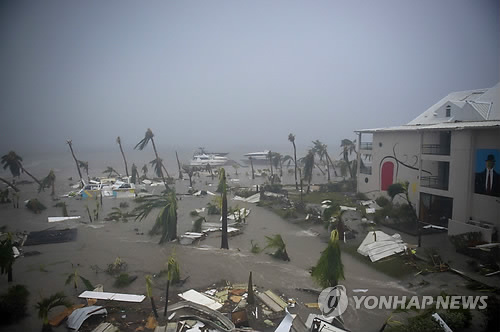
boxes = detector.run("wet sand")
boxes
[1,161,416,332]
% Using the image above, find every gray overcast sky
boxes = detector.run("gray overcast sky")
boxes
[1,0,499,154]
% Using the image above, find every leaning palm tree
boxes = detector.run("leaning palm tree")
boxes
[39,170,56,196]
[311,230,344,288]
[0,177,19,192]
[182,165,196,188]
[288,133,299,190]
[175,151,183,180]
[271,152,283,177]
[134,191,178,243]
[249,157,255,180]
[135,129,169,190]
[1,151,42,187]
[65,265,94,291]
[267,151,274,183]
[303,150,315,193]
[142,164,149,178]
[312,140,338,180]
[219,168,229,249]
[340,138,356,178]
[145,275,159,319]
[77,160,89,183]
[116,136,129,178]
[66,141,84,186]
[264,234,290,261]
[35,292,71,332]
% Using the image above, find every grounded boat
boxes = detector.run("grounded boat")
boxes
[242,150,270,164]
[189,148,229,166]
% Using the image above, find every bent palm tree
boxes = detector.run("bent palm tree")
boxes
[340,139,356,178]
[313,140,337,180]
[1,151,42,187]
[65,265,94,291]
[39,170,56,196]
[312,230,344,288]
[175,151,183,179]
[135,129,169,190]
[288,133,299,190]
[264,234,290,261]
[219,168,229,249]
[35,292,71,332]
[103,166,120,178]
[134,191,178,243]
[131,164,139,184]
[116,136,129,178]
[77,160,89,183]
[66,141,84,186]
[0,177,19,192]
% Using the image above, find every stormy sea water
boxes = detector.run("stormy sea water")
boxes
[0,146,456,332]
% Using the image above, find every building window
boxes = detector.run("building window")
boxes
[445,105,451,117]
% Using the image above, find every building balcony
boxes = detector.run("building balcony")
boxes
[421,175,449,191]
[421,144,450,156]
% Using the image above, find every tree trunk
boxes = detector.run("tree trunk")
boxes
[164,279,170,317]
[7,266,12,282]
[247,271,255,305]
[326,153,338,177]
[118,140,129,178]
[299,168,303,203]
[150,297,159,319]
[150,138,169,191]
[0,177,19,192]
[175,151,183,179]
[67,142,84,186]
[221,192,229,249]
[269,151,274,184]
[315,163,325,175]
[20,167,42,187]
[293,142,298,190]
[250,158,255,180]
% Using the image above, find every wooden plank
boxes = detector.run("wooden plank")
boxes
[257,293,283,312]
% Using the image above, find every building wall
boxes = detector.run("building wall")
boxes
[357,131,421,204]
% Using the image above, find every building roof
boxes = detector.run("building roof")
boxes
[356,83,500,133]
[355,120,500,133]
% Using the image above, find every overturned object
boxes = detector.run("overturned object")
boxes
[67,306,107,331]
[78,291,145,303]
[357,231,406,262]
[48,216,81,223]
[178,289,223,310]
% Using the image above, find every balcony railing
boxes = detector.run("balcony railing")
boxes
[360,142,373,150]
[422,144,450,156]
[421,176,449,191]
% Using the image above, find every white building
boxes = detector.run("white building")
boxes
[355,83,500,242]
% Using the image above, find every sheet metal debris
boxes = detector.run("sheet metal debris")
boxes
[178,289,223,310]
[78,291,146,303]
[357,231,407,262]
[67,306,107,331]
[48,216,81,223]
[24,228,78,246]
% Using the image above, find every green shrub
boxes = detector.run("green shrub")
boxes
[375,196,390,207]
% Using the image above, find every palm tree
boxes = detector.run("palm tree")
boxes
[303,150,315,193]
[388,181,420,246]
[142,164,149,178]
[311,230,344,288]
[131,163,139,184]
[116,136,129,178]
[175,151,183,180]
[135,129,169,190]
[288,133,299,190]
[39,170,56,196]
[268,151,274,183]
[271,152,283,177]
[340,139,356,178]
[65,265,93,291]
[232,164,239,176]
[312,140,338,180]
[103,166,120,178]
[77,160,89,183]
[66,141,84,186]
[145,275,159,319]
[264,234,290,261]
[1,151,42,187]
[219,168,229,249]
[182,165,196,188]
[0,233,15,282]
[35,292,71,332]
[134,191,178,243]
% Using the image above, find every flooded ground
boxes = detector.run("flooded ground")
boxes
[0,151,487,331]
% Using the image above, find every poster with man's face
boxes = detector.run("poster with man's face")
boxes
[474,149,500,197]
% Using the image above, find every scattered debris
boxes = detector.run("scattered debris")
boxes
[24,228,78,246]
[49,304,85,327]
[67,306,107,331]
[233,193,260,203]
[48,216,81,223]
[78,291,146,303]
[178,289,223,310]
[357,231,407,262]
[92,322,119,332]
[179,232,206,245]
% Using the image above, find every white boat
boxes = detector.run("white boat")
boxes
[190,153,228,166]
[242,150,270,164]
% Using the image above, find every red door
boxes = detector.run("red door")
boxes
[381,162,394,190]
